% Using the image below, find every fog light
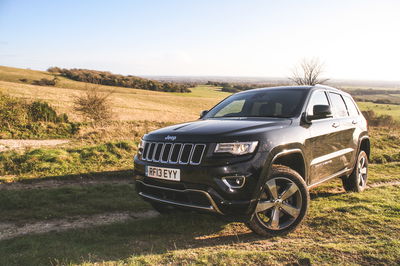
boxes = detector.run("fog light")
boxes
[222,176,246,189]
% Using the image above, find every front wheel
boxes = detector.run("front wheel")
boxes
[246,165,310,237]
[342,150,368,192]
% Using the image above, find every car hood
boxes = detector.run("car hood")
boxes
[144,118,292,142]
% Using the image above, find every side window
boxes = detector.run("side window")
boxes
[307,90,330,116]
[329,93,348,118]
[343,96,359,117]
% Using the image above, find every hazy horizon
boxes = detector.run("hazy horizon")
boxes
[1,0,399,81]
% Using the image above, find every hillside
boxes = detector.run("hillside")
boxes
[2,65,400,122]
[0,66,230,122]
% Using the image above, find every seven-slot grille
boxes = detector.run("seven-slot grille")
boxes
[141,142,206,165]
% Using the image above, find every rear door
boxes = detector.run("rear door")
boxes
[325,92,356,174]
[342,95,361,168]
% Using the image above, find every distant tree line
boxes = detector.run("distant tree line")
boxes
[47,67,192,93]
[206,81,287,93]
[353,97,400,105]
[345,89,400,96]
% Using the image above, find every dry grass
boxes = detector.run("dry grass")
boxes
[0,80,227,123]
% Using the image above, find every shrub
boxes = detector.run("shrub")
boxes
[32,77,58,86]
[221,86,241,93]
[362,110,399,128]
[73,87,113,123]
[0,94,28,129]
[47,66,62,73]
[0,93,78,139]
[28,101,69,123]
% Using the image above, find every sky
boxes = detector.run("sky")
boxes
[0,0,399,81]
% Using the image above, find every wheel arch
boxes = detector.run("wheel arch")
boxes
[358,136,370,160]
[271,149,307,182]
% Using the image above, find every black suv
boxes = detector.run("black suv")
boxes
[134,85,370,236]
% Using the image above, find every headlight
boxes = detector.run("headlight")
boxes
[214,141,258,155]
[138,139,145,155]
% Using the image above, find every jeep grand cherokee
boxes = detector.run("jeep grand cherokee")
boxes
[134,85,370,236]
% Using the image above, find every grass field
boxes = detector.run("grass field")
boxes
[0,65,399,265]
[358,102,400,121]
[0,181,398,265]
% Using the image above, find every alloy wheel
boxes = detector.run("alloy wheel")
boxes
[255,177,302,230]
[358,155,368,188]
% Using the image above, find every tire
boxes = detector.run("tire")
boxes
[246,165,310,237]
[342,150,368,192]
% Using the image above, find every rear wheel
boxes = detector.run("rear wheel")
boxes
[342,150,368,192]
[246,165,309,237]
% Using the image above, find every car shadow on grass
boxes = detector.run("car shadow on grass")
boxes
[309,190,345,199]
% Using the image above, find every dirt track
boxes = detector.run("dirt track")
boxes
[0,178,134,190]
[0,139,69,152]
[0,210,158,241]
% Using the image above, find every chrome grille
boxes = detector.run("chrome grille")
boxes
[142,142,206,165]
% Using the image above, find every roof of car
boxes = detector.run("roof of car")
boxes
[237,84,349,96]
[236,85,312,94]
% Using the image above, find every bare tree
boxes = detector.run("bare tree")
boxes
[73,86,114,123]
[289,58,329,86]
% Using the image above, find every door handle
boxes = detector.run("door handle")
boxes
[332,122,340,128]
[352,120,358,125]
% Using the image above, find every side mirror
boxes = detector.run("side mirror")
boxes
[200,110,208,118]
[310,105,332,120]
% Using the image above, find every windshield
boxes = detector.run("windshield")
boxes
[204,89,308,119]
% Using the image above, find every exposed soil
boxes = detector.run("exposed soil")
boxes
[0,139,70,152]
[0,210,158,241]
[367,180,400,188]
[0,178,134,191]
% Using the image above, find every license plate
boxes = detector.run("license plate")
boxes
[146,166,180,181]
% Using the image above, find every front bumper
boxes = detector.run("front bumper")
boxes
[134,152,268,220]
[136,180,224,214]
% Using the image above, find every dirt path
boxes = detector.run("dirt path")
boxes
[0,210,159,241]
[0,139,70,152]
[367,180,400,188]
[0,178,134,191]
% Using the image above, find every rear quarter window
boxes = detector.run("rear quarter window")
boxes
[343,96,359,117]
[329,92,348,118]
